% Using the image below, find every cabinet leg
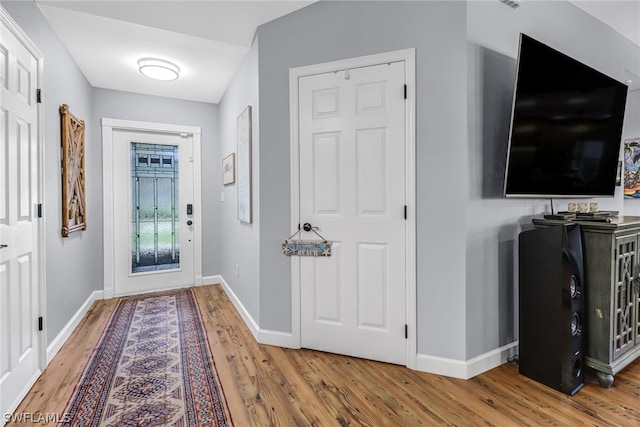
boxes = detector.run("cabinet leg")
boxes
[596,371,614,388]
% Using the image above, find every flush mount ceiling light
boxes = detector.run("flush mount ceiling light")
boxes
[498,0,521,9]
[138,58,180,81]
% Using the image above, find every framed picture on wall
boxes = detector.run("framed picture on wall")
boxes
[624,138,640,198]
[237,106,252,223]
[222,153,235,185]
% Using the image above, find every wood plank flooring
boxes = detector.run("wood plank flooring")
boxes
[9,284,640,426]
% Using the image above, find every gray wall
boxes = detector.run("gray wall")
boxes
[255,1,470,355]
[92,88,220,279]
[216,38,261,321]
[3,1,221,345]
[253,0,639,361]
[466,0,640,359]
[3,1,100,345]
[623,89,640,214]
[5,0,639,366]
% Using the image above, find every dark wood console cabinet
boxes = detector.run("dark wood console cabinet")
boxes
[532,216,640,387]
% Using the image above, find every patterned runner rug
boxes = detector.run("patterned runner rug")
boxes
[60,288,233,426]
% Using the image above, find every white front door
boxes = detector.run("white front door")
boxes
[0,8,44,420]
[297,60,408,365]
[111,129,195,296]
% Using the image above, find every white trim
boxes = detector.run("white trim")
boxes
[214,275,297,349]
[114,284,193,298]
[257,329,296,349]
[0,3,47,375]
[201,275,219,286]
[289,48,417,366]
[101,118,202,298]
[3,370,41,423]
[193,132,203,286]
[403,50,417,370]
[289,66,302,348]
[416,342,519,380]
[102,123,115,300]
[46,290,104,364]
[101,118,200,136]
[212,275,258,338]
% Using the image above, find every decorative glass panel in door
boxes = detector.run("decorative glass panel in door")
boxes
[130,143,179,273]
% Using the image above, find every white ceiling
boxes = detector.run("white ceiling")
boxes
[36,1,639,104]
[36,1,316,103]
[567,0,640,48]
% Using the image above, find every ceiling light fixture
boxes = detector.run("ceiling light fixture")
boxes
[498,0,521,9]
[138,58,180,81]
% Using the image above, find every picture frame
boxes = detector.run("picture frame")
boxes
[237,106,252,223]
[59,104,87,237]
[623,138,640,198]
[222,153,235,185]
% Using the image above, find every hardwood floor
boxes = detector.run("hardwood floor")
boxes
[9,284,640,426]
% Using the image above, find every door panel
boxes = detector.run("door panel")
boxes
[0,261,9,377]
[613,234,637,360]
[357,243,388,329]
[0,10,42,419]
[299,61,406,365]
[310,242,342,324]
[356,128,387,214]
[312,132,341,214]
[112,130,194,296]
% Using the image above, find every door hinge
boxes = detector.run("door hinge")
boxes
[404,324,408,339]
[38,316,43,331]
[37,203,43,218]
[37,89,42,103]
[404,84,407,100]
[404,205,407,220]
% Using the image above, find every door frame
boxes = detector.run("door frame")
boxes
[289,49,417,368]
[0,4,46,409]
[101,118,202,299]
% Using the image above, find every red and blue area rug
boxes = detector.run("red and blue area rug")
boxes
[60,288,233,426]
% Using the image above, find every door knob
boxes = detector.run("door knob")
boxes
[187,220,193,226]
[303,223,313,232]
[0,244,7,249]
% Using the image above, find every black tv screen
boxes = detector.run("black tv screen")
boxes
[504,34,628,198]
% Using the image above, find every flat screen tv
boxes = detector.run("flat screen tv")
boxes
[503,34,628,198]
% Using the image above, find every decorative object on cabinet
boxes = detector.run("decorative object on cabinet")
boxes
[60,104,86,237]
[222,153,235,185]
[533,216,640,387]
[623,138,640,197]
[237,106,252,223]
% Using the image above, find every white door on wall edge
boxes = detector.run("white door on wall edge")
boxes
[104,123,201,297]
[297,60,408,365]
[0,8,44,421]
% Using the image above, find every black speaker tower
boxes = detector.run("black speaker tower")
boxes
[519,224,585,395]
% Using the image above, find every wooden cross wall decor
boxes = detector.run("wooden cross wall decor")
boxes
[60,104,87,237]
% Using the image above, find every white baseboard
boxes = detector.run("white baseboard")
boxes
[201,275,219,286]
[103,285,114,300]
[416,341,518,379]
[3,369,41,425]
[46,290,104,364]
[209,275,297,349]
[257,328,297,348]
[205,275,517,379]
